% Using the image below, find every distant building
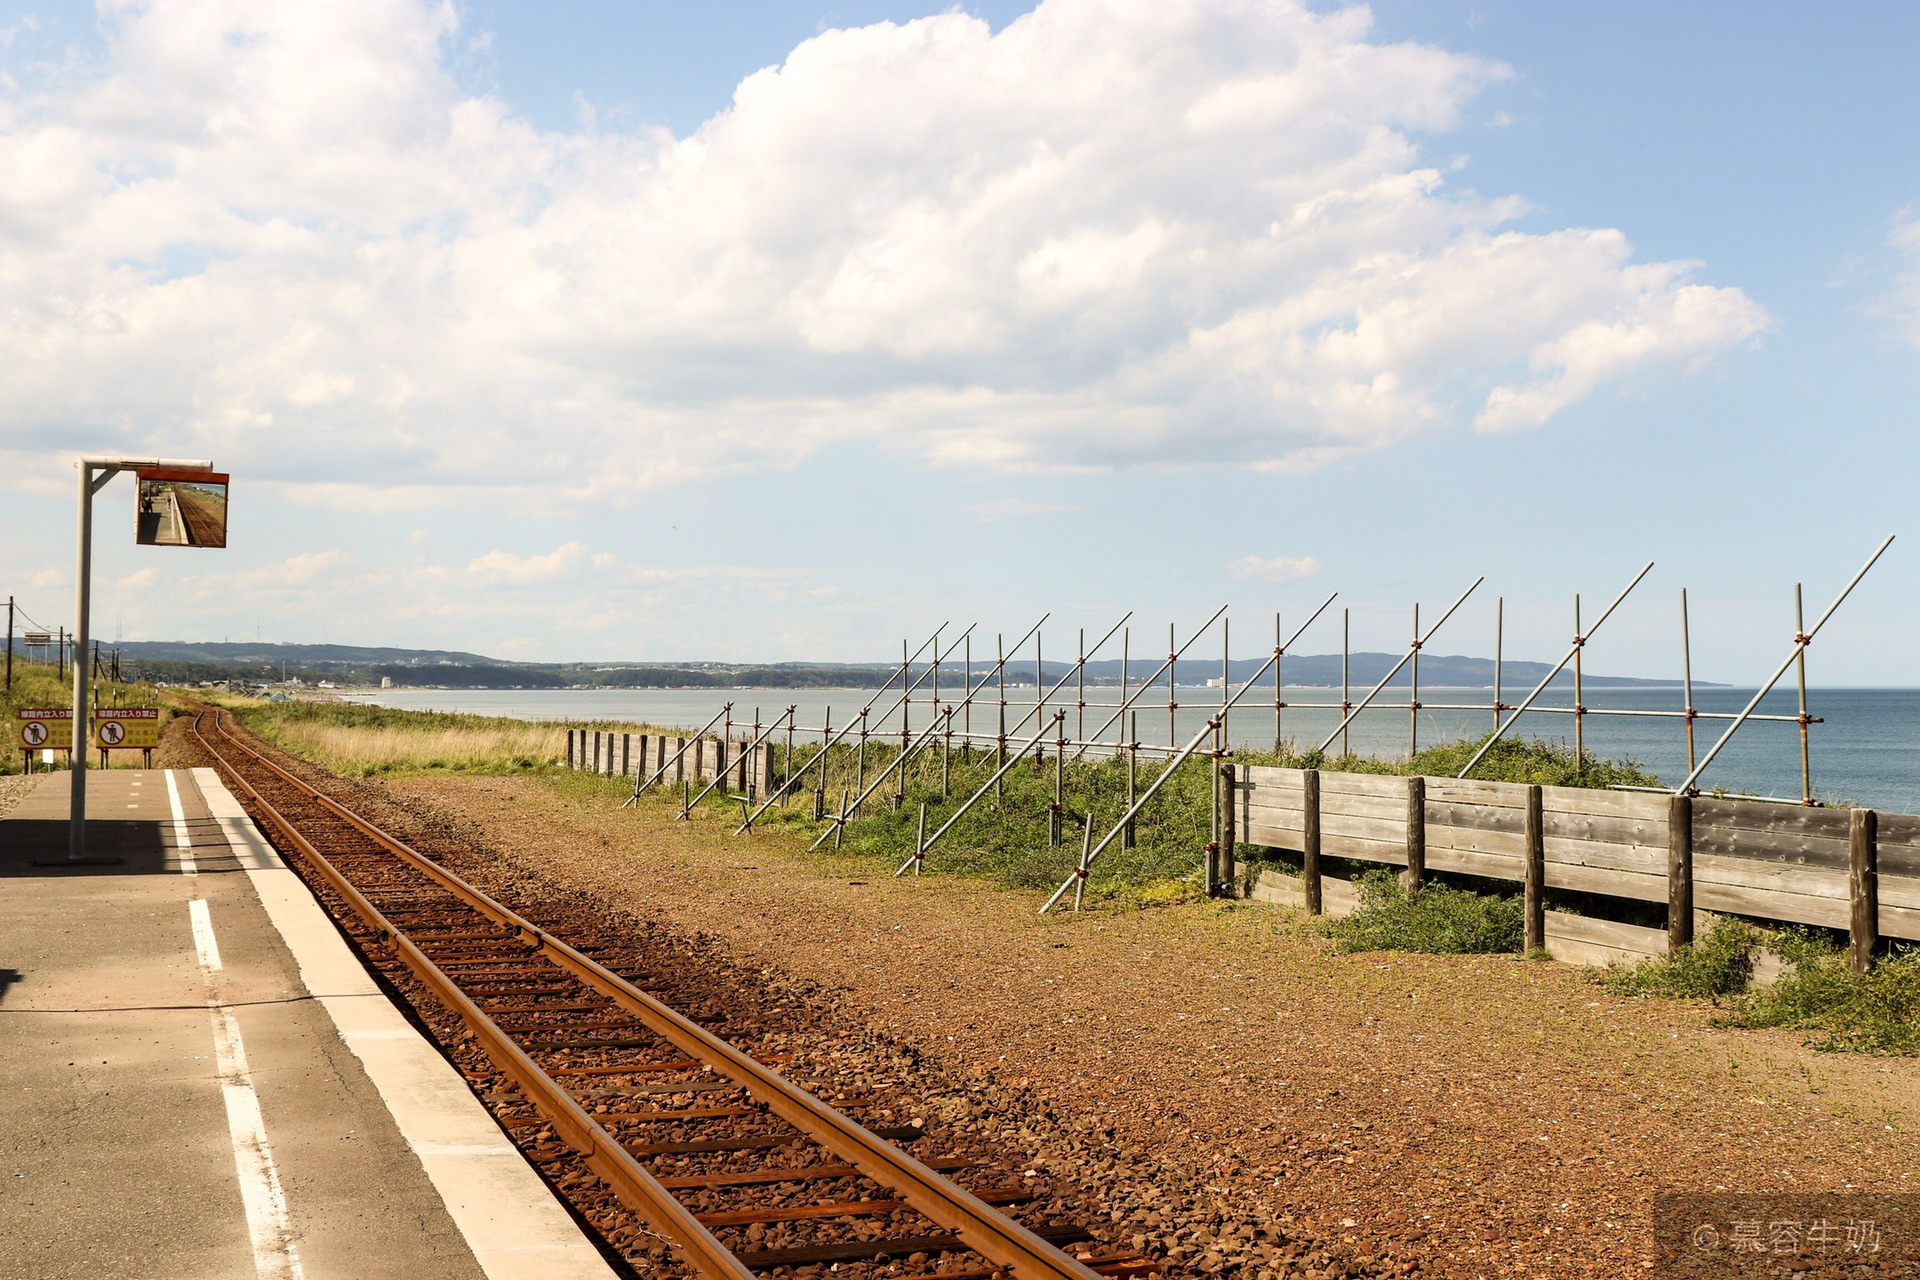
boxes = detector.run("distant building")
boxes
[380,676,393,688]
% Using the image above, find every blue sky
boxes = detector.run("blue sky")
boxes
[1,2,1916,683]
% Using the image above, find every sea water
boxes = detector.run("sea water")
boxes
[344,684,1920,813]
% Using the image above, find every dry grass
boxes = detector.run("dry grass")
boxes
[248,708,565,777]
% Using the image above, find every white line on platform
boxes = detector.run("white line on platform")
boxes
[166,768,196,874]
[191,898,305,1280]
[189,898,223,973]
[190,767,616,1280]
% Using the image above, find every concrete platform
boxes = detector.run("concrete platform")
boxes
[0,769,618,1280]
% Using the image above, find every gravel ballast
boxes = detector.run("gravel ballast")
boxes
[243,756,1920,1278]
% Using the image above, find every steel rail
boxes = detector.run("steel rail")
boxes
[193,710,1099,1280]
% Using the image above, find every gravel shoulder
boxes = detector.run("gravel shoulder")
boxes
[380,772,1920,1278]
[0,773,43,817]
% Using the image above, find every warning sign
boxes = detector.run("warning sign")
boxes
[17,709,73,751]
[94,708,161,750]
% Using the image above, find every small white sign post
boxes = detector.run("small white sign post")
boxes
[67,454,216,863]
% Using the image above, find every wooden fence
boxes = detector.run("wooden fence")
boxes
[566,728,775,795]
[1231,765,1919,970]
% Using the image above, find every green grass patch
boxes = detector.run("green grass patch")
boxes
[1237,731,1662,789]
[1596,916,1762,999]
[1319,869,1525,954]
[1727,932,1920,1055]
[1594,920,1920,1055]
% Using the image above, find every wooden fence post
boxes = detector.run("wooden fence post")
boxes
[1220,763,1237,895]
[1303,769,1322,915]
[674,738,686,783]
[621,733,630,778]
[1524,784,1545,953]
[1403,775,1426,890]
[1851,808,1879,975]
[1667,793,1693,953]
[715,737,728,790]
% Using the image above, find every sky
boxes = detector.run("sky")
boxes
[1,1,1916,683]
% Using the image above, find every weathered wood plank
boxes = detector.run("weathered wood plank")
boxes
[1695,880,1849,930]
[1879,896,1920,944]
[1693,853,1848,902]
[1423,801,1525,837]
[1877,872,1920,913]
[1545,861,1666,903]
[1320,812,1409,845]
[1425,846,1525,883]
[1243,821,1305,851]
[1245,800,1307,825]
[1241,765,1310,791]
[1540,786,1671,821]
[1250,867,1358,918]
[1545,911,1668,967]
[1542,836,1667,876]
[1693,797,1853,840]
[1878,814,1920,879]
[1320,832,1408,866]
[1543,810,1668,849]
[1876,812,1920,848]
[1691,822,1850,870]
[1427,822,1528,861]
[1423,776,1525,807]
[1318,771,1408,800]
[1316,791,1411,823]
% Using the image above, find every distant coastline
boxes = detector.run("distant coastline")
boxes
[118,639,1723,693]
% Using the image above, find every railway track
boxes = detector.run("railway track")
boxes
[190,709,1161,1280]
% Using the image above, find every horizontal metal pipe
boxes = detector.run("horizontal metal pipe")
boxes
[1675,536,1894,795]
[1456,562,1654,778]
[1316,577,1484,754]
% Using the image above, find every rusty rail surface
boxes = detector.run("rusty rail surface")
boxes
[191,709,1120,1280]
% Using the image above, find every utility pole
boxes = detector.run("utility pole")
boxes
[5,596,12,692]
[58,626,65,681]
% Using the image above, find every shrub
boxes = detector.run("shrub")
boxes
[1322,870,1524,954]
[1727,933,1920,1055]
[1596,916,1762,1000]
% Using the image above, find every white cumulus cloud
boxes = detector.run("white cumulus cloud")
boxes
[1227,554,1322,582]
[0,0,1769,498]
[1885,208,1920,349]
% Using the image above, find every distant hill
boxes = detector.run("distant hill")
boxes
[121,641,500,666]
[112,640,1705,690]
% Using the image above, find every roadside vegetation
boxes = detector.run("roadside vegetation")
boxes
[230,697,571,776]
[1320,869,1526,955]
[1597,919,1920,1055]
[2,658,174,774]
[734,728,1656,902]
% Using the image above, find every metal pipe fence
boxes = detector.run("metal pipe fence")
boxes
[587,542,1895,892]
